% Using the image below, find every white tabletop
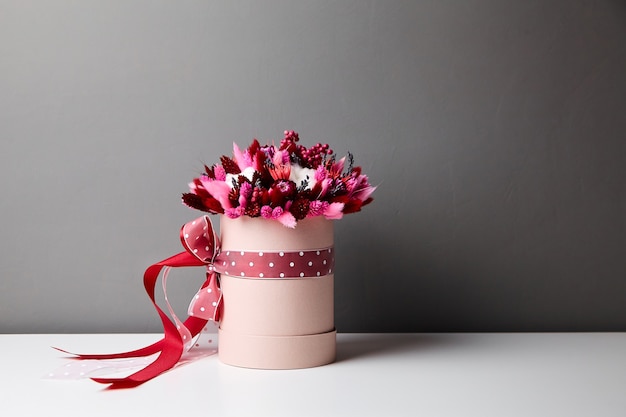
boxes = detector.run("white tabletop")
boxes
[2,333,625,417]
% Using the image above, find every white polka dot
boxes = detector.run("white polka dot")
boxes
[259,252,264,256]
[231,261,236,266]
[280,272,285,277]
[207,288,212,293]
[212,301,217,306]
[249,261,254,267]
[269,262,274,267]
[323,260,327,265]
[328,248,332,253]
[193,249,198,253]
[223,261,227,266]
[192,221,196,225]
[200,307,205,312]
[226,251,230,255]
[300,272,305,277]
[240,251,245,255]
[279,251,284,256]
[317,272,321,276]
[184,233,189,238]
[308,261,313,266]
[289,262,295,267]
[241,272,245,276]
[195,294,200,299]
[205,246,210,251]
[316,251,320,255]
[183,335,187,340]
[299,251,304,256]
[259,273,264,278]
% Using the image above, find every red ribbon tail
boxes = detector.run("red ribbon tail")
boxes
[52,340,164,360]
[61,251,209,388]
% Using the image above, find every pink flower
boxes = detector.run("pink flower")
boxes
[271,206,284,218]
[314,165,327,182]
[225,206,245,218]
[272,149,290,166]
[308,200,329,217]
[261,205,273,219]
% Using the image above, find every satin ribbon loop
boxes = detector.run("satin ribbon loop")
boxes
[180,216,219,264]
[179,216,224,321]
[187,271,222,322]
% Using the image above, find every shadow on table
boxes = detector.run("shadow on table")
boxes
[335,334,456,363]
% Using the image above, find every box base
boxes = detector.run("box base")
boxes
[218,328,337,369]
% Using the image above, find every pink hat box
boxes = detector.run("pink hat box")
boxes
[217,215,336,369]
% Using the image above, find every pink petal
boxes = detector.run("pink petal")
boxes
[214,165,226,181]
[323,202,344,220]
[276,211,297,228]
[233,143,252,170]
[317,178,332,199]
[314,165,327,182]
[202,179,232,209]
[332,157,346,175]
[353,184,376,202]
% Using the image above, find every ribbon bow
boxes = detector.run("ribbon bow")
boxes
[58,216,223,389]
[58,216,335,389]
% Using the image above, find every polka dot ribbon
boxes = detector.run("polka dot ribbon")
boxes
[56,215,334,389]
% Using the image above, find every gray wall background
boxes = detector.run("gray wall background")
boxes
[1,1,625,333]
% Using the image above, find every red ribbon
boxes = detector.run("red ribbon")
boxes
[57,216,223,389]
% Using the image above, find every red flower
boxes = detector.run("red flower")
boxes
[289,197,310,220]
